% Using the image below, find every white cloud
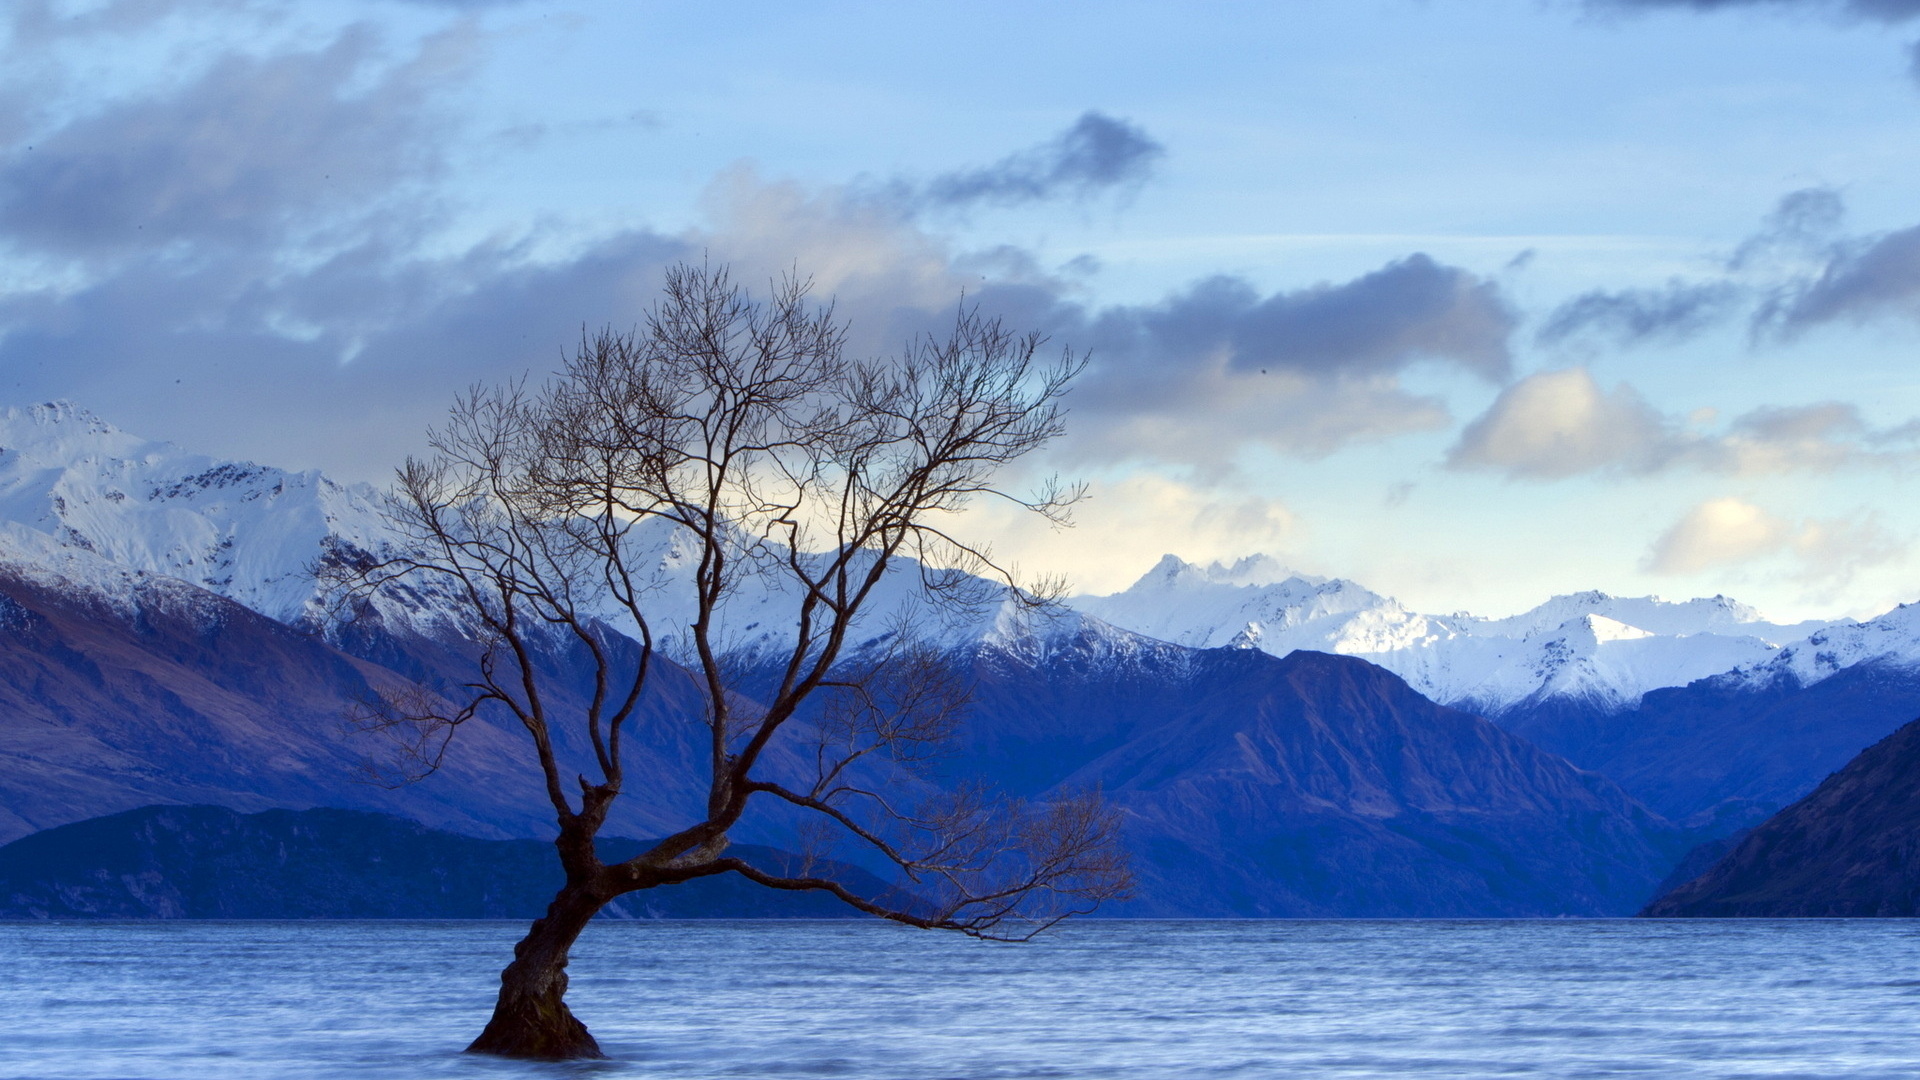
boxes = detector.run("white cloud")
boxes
[1448,368,1920,480]
[955,471,1299,596]
[1643,496,1904,585]
[1447,368,1674,478]
[1643,497,1789,574]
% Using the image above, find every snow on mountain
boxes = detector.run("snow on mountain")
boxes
[0,402,1905,714]
[0,403,1064,657]
[1072,555,1842,714]
[0,402,393,626]
[1728,601,1920,689]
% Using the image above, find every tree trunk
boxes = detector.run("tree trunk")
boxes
[466,883,607,1060]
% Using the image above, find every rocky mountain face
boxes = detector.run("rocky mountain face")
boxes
[1644,716,1920,917]
[0,539,732,847]
[955,630,1691,916]
[1495,660,1920,829]
[0,805,887,918]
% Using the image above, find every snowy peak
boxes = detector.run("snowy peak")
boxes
[1140,552,1322,590]
[1071,553,1827,715]
[0,401,394,625]
[0,403,1906,720]
[1731,602,1920,689]
[1076,553,1406,653]
[1466,590,1816,643]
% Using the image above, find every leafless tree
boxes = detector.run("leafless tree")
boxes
[326,262,1131,1060]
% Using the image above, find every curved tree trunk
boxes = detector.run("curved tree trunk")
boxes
[466,882,607,1060]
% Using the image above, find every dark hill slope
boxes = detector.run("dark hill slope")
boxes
[0,804,888,918]
[961,639,1690,917]
[1494,662,1920,829]
[0,563,744,846]
[1644,715,1920,917]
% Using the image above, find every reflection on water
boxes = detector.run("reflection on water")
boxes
[3,919,1919,1079]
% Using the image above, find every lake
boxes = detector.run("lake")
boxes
[2,920,1918,1079]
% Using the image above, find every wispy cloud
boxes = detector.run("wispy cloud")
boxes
[916,112,1164,210]
[1536,187,1920,350]
[1586,0,1920,22]
[1536,280,1744,347]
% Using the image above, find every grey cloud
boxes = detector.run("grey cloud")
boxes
[0,227,691,477]
[0,25,459,258]
[1532,188,1920,349]
[921,112,1164,209]
[1021,255,1515,465]
[1537,280,1745,347]
[4,0,232,43]
[0,21,1490,482]
[1587,0,1920,20]
[1758,223,1920,333]
[1731,186,1845,268]
[1091,255,1514,382]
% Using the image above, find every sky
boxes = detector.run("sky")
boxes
[4,0,1920,621]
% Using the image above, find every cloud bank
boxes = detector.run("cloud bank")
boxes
[0,13,1522,482]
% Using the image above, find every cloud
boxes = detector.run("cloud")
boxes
[918,112,1164,210]
[1644,497,1790,574]
[1731,187,1846,268]
[1586,0,1920,21]
[0,14,1512,483]
[957,472,1299,595]
[1447,369,1675,477]
[1524,186,1920,348]
[1447,368,1920,479]
[684,182,1516,468]
[1537,280,1745,347]
[1039,255,1515,466]
[1104,257,1514,382]
[1757,223,1920,334]
[1644,497,1902,584]
[0,25,465,259]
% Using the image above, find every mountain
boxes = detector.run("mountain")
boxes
[0,804,889,918]
[1509,663,1920,827]
[1643,716,1920,917]
[1073,555,1830,716]
[953,619,1690,916]
[1492,610,1920,828]
[0,401,1866,719]
[0,532,740,847]
[0,400,1859,916]
[0,401,392,626]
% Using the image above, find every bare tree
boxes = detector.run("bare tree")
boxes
[326,263,1130,1060]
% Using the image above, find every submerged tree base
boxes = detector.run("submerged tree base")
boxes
[465,991,604,1060]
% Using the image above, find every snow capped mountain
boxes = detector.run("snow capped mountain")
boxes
[1,401,1912,717]
[0,402,392,625]
[1729,601,1920,689]
[1072,555,1845,714]
[0,401,1071,658]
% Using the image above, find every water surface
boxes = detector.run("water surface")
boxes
[3,919,1918,1079]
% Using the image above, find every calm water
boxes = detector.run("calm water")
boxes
[2,920,1919,1079]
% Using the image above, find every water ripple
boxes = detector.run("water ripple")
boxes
[0,920,1917,1079]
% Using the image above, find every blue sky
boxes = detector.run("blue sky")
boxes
[5,0,1920,619]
